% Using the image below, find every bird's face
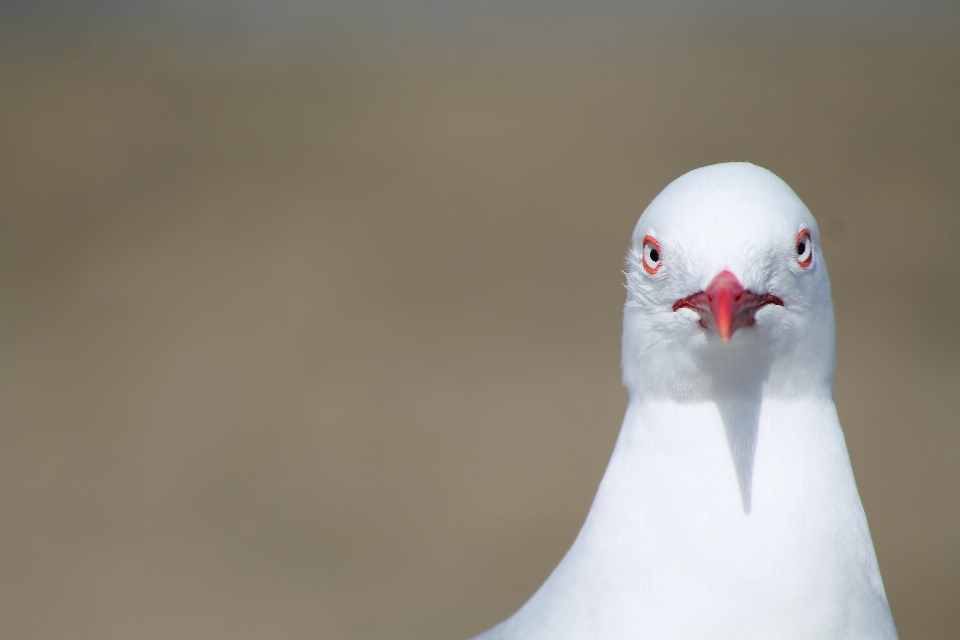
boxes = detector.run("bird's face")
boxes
[622,163,836,402]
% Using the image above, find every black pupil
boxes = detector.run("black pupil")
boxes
[649,248,659,262]
[796,241,806,255]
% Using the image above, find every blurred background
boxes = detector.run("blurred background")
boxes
[2,1,958,639]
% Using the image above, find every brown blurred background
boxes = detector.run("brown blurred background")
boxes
[2,4,959,639]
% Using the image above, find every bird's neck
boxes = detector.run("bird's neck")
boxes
[538,395,892,638]
[597,396,851,517]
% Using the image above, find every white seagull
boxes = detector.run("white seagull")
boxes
[473,163,898,639]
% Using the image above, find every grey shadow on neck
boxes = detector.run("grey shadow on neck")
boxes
[696,337,774,514]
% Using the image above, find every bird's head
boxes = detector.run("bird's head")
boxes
[622,163,835,403]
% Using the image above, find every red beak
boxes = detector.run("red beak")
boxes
[673,270,784,341]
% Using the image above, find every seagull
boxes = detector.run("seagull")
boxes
[473,163,898,639]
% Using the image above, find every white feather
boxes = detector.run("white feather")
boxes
[473,163,897,640]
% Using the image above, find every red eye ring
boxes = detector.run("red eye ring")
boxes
[795,229,812,268]
[641,235,662,274]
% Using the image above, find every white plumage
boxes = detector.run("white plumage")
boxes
[474,163,897,639]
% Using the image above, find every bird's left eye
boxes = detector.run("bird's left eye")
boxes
[795,229,812,268]
[642,236,661,274]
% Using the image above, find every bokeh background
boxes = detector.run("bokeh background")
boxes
[2,2,959,639]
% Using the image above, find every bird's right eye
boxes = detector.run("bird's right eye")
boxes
[795,229,812,268]
[642,236,661,274]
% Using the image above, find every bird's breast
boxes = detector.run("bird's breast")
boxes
[576,398,877,635]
